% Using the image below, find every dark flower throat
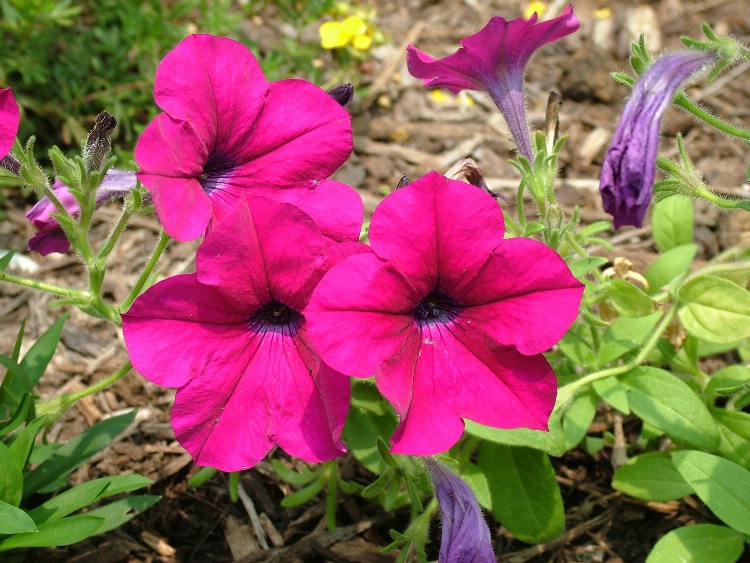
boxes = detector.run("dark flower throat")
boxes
[250,301,303,335]
[414,291,460,325]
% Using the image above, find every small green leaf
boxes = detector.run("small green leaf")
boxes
[613,452,693,501]
[271,460,319,486]
[652,196,693,252]
[646,524,743,563]
[568,256,608,279]
[592,377,630,414]
[280,478,326,508]
[465,411,565,457]
[188,466,218,488]
[0,442,23,507]
[478,444,563,543]
[645,244,697,295]
[0,251,15,271]
[84,495,160,535]
[562,388,598,450]
[711,408,750,469]
[621,367,720,450]
[0,515,104,551]
[679,276,750,343]
[0,393,32,438]
[343,404,397,475]
[23,410,136,498]
[705,366,750,398]
[0,500,37,534]
[597,312,662,365]
[557,330,596,368]
[18,314,68,391]
[607,279,655,317]
[457,462,491,510]
[672,451,750,534]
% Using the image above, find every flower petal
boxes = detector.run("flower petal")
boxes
[459,237,583,355]
[381,321,556,455]
[197,196,327,311]
[306,252,422,377]
[0,88,19,157]
[369,172,505,290]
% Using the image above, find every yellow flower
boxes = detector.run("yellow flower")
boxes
[319,15,370,50]
[524,1,547,19]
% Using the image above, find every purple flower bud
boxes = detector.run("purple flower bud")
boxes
[327,84,355,107]
[600,50,718,228]
[425,459,495,563]
[407,6,579,160]
[26,169,137,255]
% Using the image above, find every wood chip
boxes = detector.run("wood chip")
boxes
[141,530,176,557]
[225,515,260,561]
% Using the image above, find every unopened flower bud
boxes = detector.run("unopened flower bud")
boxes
[0,154,20,175]
[84,111,117,173]
[327,84,354,107]
[396,173,413,189]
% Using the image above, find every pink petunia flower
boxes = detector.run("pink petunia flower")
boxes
[406,6,579,160]
[306,172,584,455]
[135,34,361,242]
[0,87,19,158]
[122,196,357,471]
[26,170,137,255]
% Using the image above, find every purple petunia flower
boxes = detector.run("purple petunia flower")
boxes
[407,6,579,160]
[425,459,495,563]
[0,87,19,159]
[122,196,361,471]
[600,50,718,228]
[135,34,361,242]
[26,170,137,255]
[306,172,583,455]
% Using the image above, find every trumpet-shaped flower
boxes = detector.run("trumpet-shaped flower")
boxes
[425,459,495,563]
[122,196,356,471]
[600,50,718,228]
[406,6,579,160]
[135,34,360,242]
[306,172,583,455]
[26,170,137,255]
[0,87,19,158]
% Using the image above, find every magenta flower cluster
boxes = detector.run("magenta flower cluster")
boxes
[117,34,583,472]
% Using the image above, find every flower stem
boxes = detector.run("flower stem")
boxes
[0,270,89,299]
[675,92,750,143]
[120,230,170,312]
[97,204,134,260]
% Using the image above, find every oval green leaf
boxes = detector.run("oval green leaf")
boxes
[612,452,693,501]
[607,279,655,317]
[652,196,693,252]
[672,450,750,534]
[645,244,697,295]
[0,515,104,551]
[646,524,743,563]
[0,500,37,534]
[679,276,750,344]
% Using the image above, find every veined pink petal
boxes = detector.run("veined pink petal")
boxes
[368,172,505,288]
[153,34,267,144]
[307,252,423,377]
[458,237,584,355]
[252,179,362,243]
[197,196,327,311]
[381,320,556,455]
[0,87,19,157]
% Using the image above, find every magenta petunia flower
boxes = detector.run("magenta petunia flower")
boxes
[600,49,719,228]
[425,459,495,563]
[26,170,137,255]
[407,6,579,160]
[306,172,584,455]
[0,87,19,158]
[122,196,357,471]
[135,34,361,242]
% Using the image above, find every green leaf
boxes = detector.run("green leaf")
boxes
[652,195,693,252]
[0,515,104,551]
[271,460,318,486]
[0,500,37,534]
[597,312,662,365]
[23,410,136,498]
[0,251,15,271]
[568,256,608,279]
[17,314,67,392]
[562,388,598,450]
[280,477,326,508]
[28,474,152,524]
[557,330,596,368]
[678,276,750,344]
[645,244,697,295]
[0,443,23,507]
[607,279,655,317]
[592,377,630,414]
[465,411,565,457]
[646,524,744,563]
[8,417,47,474]
[711,408,750,469]
[620,367,720,449]
[83,495,161,535]
[705,366,750,398]
[612,452,693,501]
[672,451,750,535]
[457,462,491,510]
[477,444,564,543]
[343,404,397,475]
[0,393,32,438]
[188,466,218,488]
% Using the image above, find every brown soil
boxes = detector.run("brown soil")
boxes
[2,0,750,561]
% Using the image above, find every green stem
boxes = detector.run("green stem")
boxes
[693,185,747,209]
[555,303,678,409]
[97,205,134,260]
[675,92,750,143]
[120,230,170,312]
[0,270,89,299]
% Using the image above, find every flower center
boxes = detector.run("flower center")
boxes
[200,151,237,194]
[413,291,460,325]
[250,301,303,335]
